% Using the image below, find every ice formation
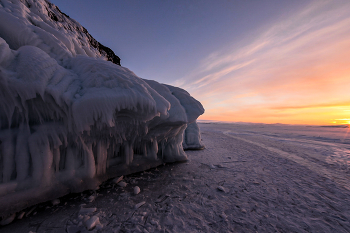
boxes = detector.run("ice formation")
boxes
[0,0,204,217]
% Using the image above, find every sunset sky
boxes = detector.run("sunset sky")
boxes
[51,0,350,125]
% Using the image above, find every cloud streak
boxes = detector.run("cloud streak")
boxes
[176,0,350,125]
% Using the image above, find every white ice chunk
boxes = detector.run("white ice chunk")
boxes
[84,215,100,230]
[0,0,204,218]
[183,121,205,150]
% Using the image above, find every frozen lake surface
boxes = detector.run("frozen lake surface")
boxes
[2,122,350,232]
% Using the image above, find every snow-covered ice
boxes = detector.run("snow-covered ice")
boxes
[2,122,350,232]
[0,0,204,217]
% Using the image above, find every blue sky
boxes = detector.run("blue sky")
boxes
[50,0,350,125]
[49,0,307,83]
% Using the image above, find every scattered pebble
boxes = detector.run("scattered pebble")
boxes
[25,206,36,217]
[150,219,159,225]
[0,213,16,225]
[118,181,127,187]
[17,211,25,220]
[219,213,227,220]
[113,176,123,184]
[217,186,227,192]
[88,195,96,202]
[134,186,141,195]
[134,201,146,209]
[79,207,97,215]
[84,215,101,230]
[51,199,60,206]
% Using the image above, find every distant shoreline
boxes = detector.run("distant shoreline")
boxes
[197,120,349,128]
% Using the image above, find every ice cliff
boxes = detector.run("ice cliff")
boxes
[0,0,204,217]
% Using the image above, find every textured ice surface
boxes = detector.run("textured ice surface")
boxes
[0,0,121,65]
[183,121,205,150]
[3,123,350,232]
[0,0,204,217]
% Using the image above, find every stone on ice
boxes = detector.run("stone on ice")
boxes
[134,201,146,209]
[117,181,127,187]
[134,186,141,195]
[84,215,101,230]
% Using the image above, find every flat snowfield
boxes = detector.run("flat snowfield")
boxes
[2,123,350,232]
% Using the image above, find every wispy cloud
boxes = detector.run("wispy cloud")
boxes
[176,0,350,124]
[191,59,255,88]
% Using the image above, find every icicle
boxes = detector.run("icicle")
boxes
[123,143,129,165]
[1,131,15,183]
[82,141,95,179]
[129,143,134,164]
[146,139,158,161]
[114,143,120,158]
[52,148,60,172]
[142,142,147,158]
[41,140,53,186]
[65,147,76,174]
[96,140,107,176]
[28,134,42,183]
[0,0,205,216]
[15,124,30,181]
[153,139,158,158]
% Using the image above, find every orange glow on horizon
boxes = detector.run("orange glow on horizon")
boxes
[198,104,350,126]
[182,1,350,127]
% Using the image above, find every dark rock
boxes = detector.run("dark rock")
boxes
[44,0,121,66]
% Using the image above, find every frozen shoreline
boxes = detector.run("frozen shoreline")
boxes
[2,122,350,232]
[0,0,205,216]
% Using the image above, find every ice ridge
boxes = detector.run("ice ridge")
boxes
[0,0,204,217]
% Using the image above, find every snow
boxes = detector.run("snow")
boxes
[2,122,350,232]
[0,0,204,217]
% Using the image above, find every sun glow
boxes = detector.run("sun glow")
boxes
[333,118,350,125]
[184,1,350,126]
[198,104,350,126]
